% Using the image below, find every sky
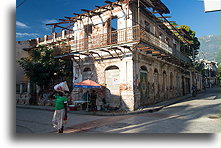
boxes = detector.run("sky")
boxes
[16,0,220,41]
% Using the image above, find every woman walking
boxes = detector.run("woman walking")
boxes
[52,91,68,133]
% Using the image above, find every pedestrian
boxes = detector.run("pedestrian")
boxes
[192,84,197,97]
[52,91,68,133]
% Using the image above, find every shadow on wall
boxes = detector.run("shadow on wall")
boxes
[72,86,130,112]
[71,57,130,112]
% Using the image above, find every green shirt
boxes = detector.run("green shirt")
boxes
[55,96,67,110]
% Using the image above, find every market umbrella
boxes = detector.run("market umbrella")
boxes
[74,80,101,111]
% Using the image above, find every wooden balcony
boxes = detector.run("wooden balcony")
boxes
[70,25,191,64]
[39,25,191,64]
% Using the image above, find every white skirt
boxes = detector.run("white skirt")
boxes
[52,109,66,130]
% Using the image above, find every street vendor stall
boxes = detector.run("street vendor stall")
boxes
[74,80,101,111]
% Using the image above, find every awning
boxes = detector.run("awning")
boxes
[74,80,101,88]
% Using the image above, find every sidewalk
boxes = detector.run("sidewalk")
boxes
[16,92,196,116]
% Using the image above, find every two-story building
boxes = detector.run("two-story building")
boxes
[36,0,195,111]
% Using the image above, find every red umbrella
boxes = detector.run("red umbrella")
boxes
[74,80,101,88]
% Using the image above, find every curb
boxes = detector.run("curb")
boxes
[16,93,193,116]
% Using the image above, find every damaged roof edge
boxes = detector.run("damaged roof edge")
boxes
[46,0,169,27]
[143,0,170,14]
[46,0,126,26]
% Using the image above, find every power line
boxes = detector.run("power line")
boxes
[16,0,28,8]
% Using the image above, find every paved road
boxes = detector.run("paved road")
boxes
[87,88,220,133]
[16,108,106,133]
[16,87,220,133]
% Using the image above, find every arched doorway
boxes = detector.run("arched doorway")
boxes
[162,71,167,93]
[105,66,120,108]
[82,67,92,80]
[176,73,180,96]
[162,71,167,100]
[153,69,159,100]
[140,66,148,106]
[170,72,173,89]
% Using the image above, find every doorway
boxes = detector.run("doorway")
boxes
[105,66,121,108]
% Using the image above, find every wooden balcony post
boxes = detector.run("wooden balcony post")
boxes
[62,30,66,39]
[138,0,141,41]
[44,35,47,42]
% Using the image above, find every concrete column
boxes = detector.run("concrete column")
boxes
[72,59,82,84]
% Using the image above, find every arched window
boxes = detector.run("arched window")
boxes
[105,65,119,71]
[140,66,147,72]
[105,65,120,85]
[140,66,148,105]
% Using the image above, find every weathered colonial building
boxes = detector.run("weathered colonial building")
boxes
[36,0,199,111]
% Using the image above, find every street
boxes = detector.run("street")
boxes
[16,87,220,133]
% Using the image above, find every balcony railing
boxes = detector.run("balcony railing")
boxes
[47,35,53,40]
[140,27,173,54]
[56,32,62,38]
[38,25,191,63]
[72,25,140,50]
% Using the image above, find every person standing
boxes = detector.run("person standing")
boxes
[52,91,68,133]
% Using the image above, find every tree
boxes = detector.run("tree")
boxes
[177,25,200,58]
[18,45,72,104]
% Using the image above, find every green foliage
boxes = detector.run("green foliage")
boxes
[18,45,71,90]
[178,25,200,58]
[179,25,196,38]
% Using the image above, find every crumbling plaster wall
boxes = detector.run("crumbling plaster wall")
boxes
[132,51,190,110]
[74,54,135,111]
[72,3,132,41]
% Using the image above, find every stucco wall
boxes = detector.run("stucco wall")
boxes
[72,53,135,111]
[132,51,191,110]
